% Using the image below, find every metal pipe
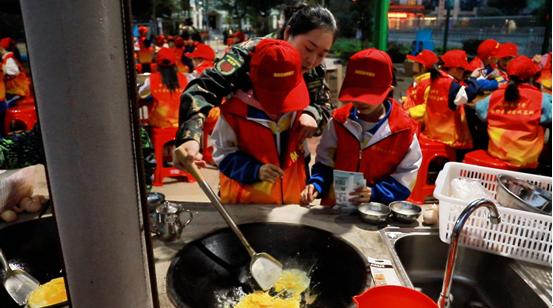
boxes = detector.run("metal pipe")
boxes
[437,198,501,308]
[18,0,156,307]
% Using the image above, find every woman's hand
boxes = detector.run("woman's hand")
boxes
[173,140,206,170]
[298,113,318,140]
[300,184,319,206]
[259,164,284,183]
[349,186,372,205]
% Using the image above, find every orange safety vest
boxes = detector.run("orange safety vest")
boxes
[219,97,306,205]
[403,73,431,110]
[2,53,30,97]
[148,72,187,128]
[321,101,416,206]
[487,84,544,168]
[422,71,473,149]
[171,47,189,73]
[136,47,154,64]
[0,69,5,102]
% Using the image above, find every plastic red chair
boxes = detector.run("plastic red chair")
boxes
[462,149,523,171]
[151,127,195,186]
[409,133,456,203]
[4,102,37,133]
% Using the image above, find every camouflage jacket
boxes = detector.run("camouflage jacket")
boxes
[176,37,333,146]
[0,125,156,191]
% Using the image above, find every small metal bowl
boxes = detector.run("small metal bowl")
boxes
[358,202,391,224]
[389,201,422,223]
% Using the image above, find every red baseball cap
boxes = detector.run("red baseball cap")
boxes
[138,26,149,36]
[174,37,184,48]
[250,39,309,115]
[339,48,393,105]
[477,39,500,60]
[406,50,438,70]
[0,37,12,49]
[495,42,518,59]
[155,35,165,46]
[507,56,541,81]
[186,43,216,61]
[156,48,176,66]
[441,50,474,71]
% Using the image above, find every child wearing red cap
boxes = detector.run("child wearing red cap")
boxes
[421,49,476,150]
[185,43,216,75]
[300,48,422,206]
[403,49,438,111]
[138,47,188,128]
[474,56,552,169]
[211,39,310,204]
[496,42,518,81]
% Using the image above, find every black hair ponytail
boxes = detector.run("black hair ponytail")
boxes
[159,65,179,93]
[429,63,441,80]
[505,77,520,102]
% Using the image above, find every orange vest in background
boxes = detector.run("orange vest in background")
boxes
[0,69,5,102]
[321,102,416,206]
[2,53,30,97]
[422,71,473,149]
[403,73,431,109]
[148,72,187,128]
[487,84,544,168]
[171,47,189,73]
[136,47,154,64]
[219,97,306,205]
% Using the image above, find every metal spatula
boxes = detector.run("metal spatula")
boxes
[178,154,283,291]
[0,248,40,305]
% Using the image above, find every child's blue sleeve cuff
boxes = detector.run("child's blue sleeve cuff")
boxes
[218,151,262,184]
[370,177,412,204]
[308,162,334,197]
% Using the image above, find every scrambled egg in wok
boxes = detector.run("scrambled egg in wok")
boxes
[236,269,310,308]
[27,277,67,308]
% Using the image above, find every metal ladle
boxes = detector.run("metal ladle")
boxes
[178,154,283,291]
[0,248,40,305]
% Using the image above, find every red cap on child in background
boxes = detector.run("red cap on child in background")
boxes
[441,50,475,71]
[507,56,541,81]
[477,39,500,61]
[186,43,216,61]
[138,26,149,37]
[174,37,184,48]
[406,50,438,70]
[156,48,176,66]
[495,42,518,59]
[0,37,12,49]
[339,48,393,105]
[155,35,165,46]
[249,39,309,115]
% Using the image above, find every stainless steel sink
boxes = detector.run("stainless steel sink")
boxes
[380,228,551,308]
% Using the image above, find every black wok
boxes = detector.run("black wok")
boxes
[0,217,65,308]
[167,222,368,308]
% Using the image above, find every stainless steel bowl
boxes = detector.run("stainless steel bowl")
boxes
[496,174,552,214]
[358,202,390,224]
[389,201,422,223]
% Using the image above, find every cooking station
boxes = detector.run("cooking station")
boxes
[151,202,551,308]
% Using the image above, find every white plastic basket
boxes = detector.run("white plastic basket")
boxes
[434,162,552,266]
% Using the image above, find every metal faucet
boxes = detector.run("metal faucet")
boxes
[437,198,501,308]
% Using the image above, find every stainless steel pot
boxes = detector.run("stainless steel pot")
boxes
[496,174,551,214]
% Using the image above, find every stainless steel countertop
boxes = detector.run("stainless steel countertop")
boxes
[153,202,429,307]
